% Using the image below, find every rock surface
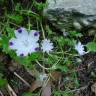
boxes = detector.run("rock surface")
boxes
[44,0,96,32]
[46,0,96,15]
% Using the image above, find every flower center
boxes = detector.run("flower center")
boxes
[22,39,29,47]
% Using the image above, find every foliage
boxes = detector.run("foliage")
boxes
[0,0,96,96]
[0,73,7,87]
[53,90,74,96]
[86,42,96,52]
[22,92,33,96]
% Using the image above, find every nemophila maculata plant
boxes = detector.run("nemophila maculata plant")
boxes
[0,0,96,96]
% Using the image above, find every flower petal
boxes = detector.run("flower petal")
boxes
[29,30,40,42]
[29,42,39,54]
[9,38,24,50]
[9,38,18,50]
[16,49,29,56]
[15,27,28,39]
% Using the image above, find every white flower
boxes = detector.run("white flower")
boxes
[41,39,54,53]
[9,27,40,56]
[39,73,48,81]
[63,31,68,37]
[75,42,86,55]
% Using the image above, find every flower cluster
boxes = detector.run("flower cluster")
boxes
[9,27,54,56]
[9,27,88,57]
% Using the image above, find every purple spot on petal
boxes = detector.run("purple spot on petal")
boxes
[34,32,39,36]
[9,42,13,46]
[17,28,22,33]
[20,53,24,56]
[35,47,40,51]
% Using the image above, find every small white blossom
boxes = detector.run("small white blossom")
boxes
[41,39,54,53]
[63,31,68,37]
[75,42,86,55]
[9,27,40,56]
[39,73,48,81]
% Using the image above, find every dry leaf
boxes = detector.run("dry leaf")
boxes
[91,83,96,95]
[29,80,42,92]
[51,71,61,80]
[41,81,51,96]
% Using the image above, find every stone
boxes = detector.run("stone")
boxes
[44,0,96,32]
[45,0,96,15]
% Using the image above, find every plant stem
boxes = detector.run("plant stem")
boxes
[14,72,31,87]
[36,60,51,70]
[28,15,31,30]
[7,84,17,96]
[40,22,45,39]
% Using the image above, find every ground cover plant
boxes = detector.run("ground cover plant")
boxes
[0,0,96,96]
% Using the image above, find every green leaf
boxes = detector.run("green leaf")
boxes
[29,52,42,61]
[46,25,54,36]
[9,51,31,66]
[57,36,74,46]
[22,92,32,96]
[58,65,69,72]
[6,27,14,37]
[69,31,83,37]
[57,36,65,46]
[14,55,31,66]
[0,74,7,87]
[1,35,9,53]
[86,42,96,52]
[53,91,74,96]
[7,14,23,24]
[62,92,74,96]
[15,3,21,11]
[33,1,47,11]
[0,79,7,87]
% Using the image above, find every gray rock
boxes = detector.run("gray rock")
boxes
[46,0,96,15]
[44,0,96,32]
